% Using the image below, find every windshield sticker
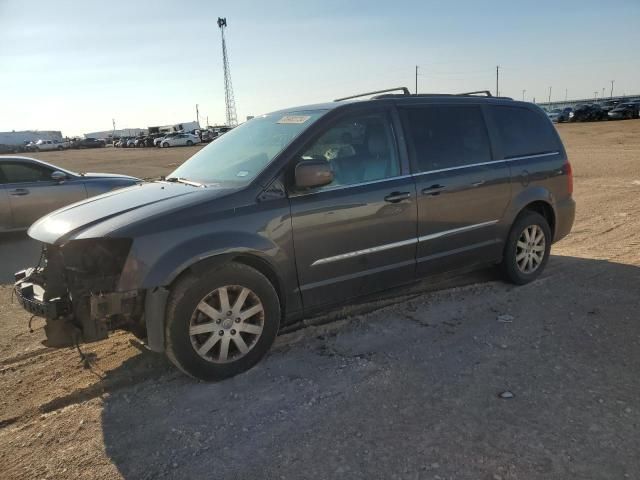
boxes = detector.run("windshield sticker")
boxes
[236,171,249,177]
[277,115,311,124]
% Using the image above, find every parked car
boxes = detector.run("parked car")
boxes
[569,104,607,122]
[160,133,201,147]
[115,137,130,148]
[547,107,572,123]
[125,138,137,148]
[154,132,180,147]
[73,137,106,149]
[599,99,622,113]
[607,102,640,120]
[28,139,65,151]
[134,137,147,148]
[0,156,139,232]
[13,88,574,381]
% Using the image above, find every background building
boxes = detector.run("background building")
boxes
[0,130,63,146]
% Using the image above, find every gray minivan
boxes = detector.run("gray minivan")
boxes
[14,88,575,380]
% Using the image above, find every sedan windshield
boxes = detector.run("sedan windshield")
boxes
[168,110,327,186]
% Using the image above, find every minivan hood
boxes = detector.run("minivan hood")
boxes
[28,181,225,244]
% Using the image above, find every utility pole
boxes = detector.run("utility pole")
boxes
[522,89,526,101]
[602,87,605,99]
[548,86,552,105]
[112,118,116,138]
[594,91,598,101]
[206,116,209,128]
[610,80,614,98]
[565,89,568,102]
[195,104,200,127]
[415,65,419,94]
[495,65,500,97]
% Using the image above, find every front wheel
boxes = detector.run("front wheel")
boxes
[500,211,552,285]
[162,142,169,148]
[165,263,280,381]
[186,140,193,146]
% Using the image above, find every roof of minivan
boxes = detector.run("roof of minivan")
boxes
[268,94,521,116]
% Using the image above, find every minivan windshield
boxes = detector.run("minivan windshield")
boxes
[168,110,327,186]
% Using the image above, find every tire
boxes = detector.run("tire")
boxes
[57,146,63,150]
[165,262,280,381]
[186,140,193,146]
[162,142,169,148]
[500,211,552,285]
[35,147,40,152]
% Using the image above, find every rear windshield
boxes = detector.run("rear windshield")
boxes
[168,110,326,186]
[490,106,560,158]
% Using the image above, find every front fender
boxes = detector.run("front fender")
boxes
[121,231,280,290]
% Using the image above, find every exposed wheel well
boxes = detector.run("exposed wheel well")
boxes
[521,201,555,238]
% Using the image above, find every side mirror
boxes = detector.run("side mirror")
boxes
[295,160,334,189]
[51,171,67,183]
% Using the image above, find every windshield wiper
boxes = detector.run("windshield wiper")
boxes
[165,177,204,187]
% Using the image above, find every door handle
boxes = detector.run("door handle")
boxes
[384,191,411,203]
[9,188,29,196]
[421,184,446,196]
[471,180,486,187]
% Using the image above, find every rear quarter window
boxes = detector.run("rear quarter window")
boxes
[490,106,559,158]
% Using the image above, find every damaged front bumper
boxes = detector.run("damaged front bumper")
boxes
[13,239,145,348]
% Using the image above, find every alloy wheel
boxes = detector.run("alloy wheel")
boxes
[515,224,546,274]
[189,285,264,363]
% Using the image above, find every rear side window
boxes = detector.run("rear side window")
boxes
[490,106,559,158]
[401,106,492,172]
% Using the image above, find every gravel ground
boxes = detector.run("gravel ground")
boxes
[0,120,639,479]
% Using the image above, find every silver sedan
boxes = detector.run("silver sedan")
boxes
[0,156,139,232]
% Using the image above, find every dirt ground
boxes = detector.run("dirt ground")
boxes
[1,121,639,479]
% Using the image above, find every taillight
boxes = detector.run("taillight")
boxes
[565,160,573,195]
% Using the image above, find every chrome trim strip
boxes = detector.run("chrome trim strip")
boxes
[412,152,559,177]
[418,220,499,242]
[311,220,499,266]
[311,237,417,266]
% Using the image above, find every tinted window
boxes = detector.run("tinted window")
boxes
[402,106,491,172]
[300,111,399,187]
[1,162,52,184]
[491,106,559,158]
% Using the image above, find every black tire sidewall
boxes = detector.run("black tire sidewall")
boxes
[502,212,552,285]
[166,264,280,381]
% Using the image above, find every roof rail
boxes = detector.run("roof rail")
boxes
[457,90,493,97]
[334,87,410,102]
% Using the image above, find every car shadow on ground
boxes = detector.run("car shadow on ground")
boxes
[49,257,640,477]
[0,232,41,283]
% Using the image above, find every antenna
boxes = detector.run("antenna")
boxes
[217,17,238,127]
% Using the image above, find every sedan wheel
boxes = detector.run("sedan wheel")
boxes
[189,286,264,363]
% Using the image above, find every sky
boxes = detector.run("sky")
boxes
[0,0,639,136]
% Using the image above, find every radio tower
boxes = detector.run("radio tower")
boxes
[217,17,238,126]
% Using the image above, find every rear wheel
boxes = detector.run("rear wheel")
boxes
[500,211,551,285]
[165,263,280,381]
[162,142,169,148]
[186,140,193,146]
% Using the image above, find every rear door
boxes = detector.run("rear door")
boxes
[399,103,511,275]
[0,161,87,229]
[289,108,417,309]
